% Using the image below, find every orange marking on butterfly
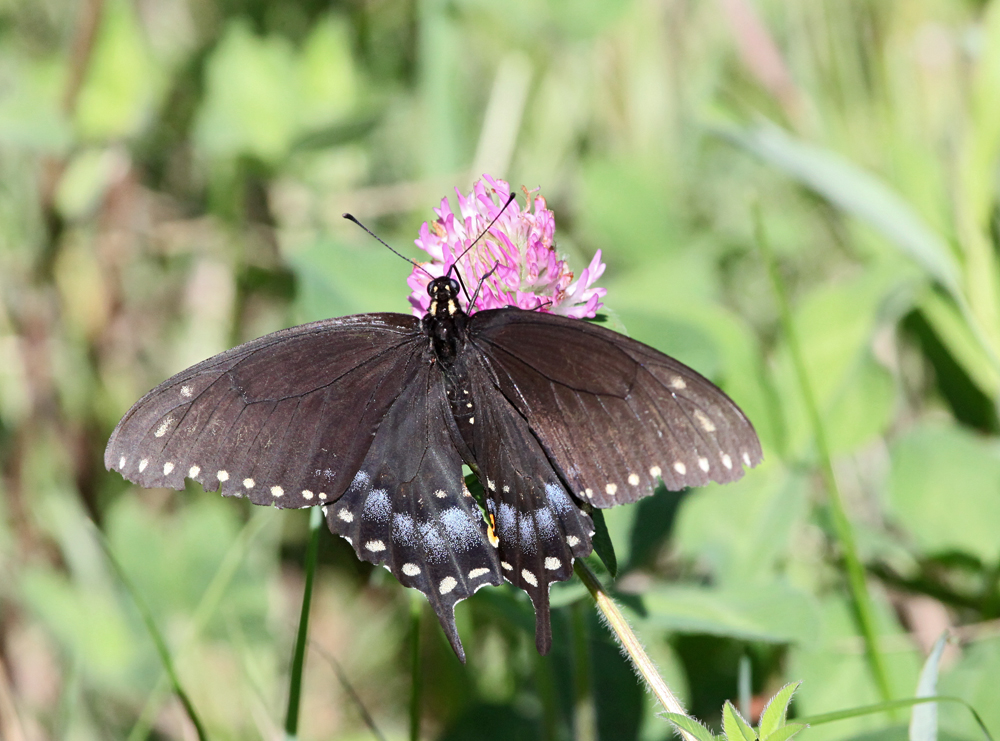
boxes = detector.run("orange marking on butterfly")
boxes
[486,513,499,548]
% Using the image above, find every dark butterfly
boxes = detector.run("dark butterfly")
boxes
[105,274,762,661]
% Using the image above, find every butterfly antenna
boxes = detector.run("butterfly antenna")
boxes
[447,191,517,303]
[469,261,502,310]
[342,213,433,278]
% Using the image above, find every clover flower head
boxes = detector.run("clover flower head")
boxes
[407,175,606,318]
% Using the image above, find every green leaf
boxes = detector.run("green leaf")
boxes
[939,637,1000,738]
[673,465,808,587]
[194,20,298,161]
[758,682,801,738]
[663,713,717,741]
[769,269,905,457]
[590,508,618,578]
[919,290,1000,398]
[640,582,820,644]
[761,724,806,741]
[723,700,758,740]
[75,0,161,140]
[886,424,1000,563]
[714,122,962,299]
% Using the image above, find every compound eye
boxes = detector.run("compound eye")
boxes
[448,278,460,295]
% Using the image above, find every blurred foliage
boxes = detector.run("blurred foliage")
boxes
[2,0,1000,739]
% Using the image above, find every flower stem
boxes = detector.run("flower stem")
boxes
[284,506,323,739]
[755,208,893,705]
[573,560,699,741]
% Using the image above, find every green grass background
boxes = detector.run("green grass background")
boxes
[1,0,999,739]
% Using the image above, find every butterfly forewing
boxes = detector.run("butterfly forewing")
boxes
[325,359,502,661]
[469,310,762,508]
[105,314,422,508]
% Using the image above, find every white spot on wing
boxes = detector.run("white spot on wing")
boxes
[698,457,709,472]
[180,385,193,398]
[502,485,510,493]
[468,567,490,579]
[566,535,580,547]
[271,485,284,498]
[434,489,447,499]
[694,410,716,432]
[544,557,561,570]
[319,492,327,500]
[118,456,126,469]
[487,478,496,491]
[163,462,174,475]
[365,540,386,552]
[402,563,421,576]
[673,461,686,475]
[217,470,229,482]
[154,418,172,438]
[189,465,200,478]
[302,489,314,500]
[139,459,148,473]
[584,488,594,499]
[243,478,255,489]
[337,509,353,523]
[439,576,457,594]
[670,376,687,390]
[650,465,662,478]
[628,473,640,486]
[722,453,733,469]
[743,452,752,466]
[501,561,513,571]
[605,483,618,496]
[521,569,538,587]
[469,417,475,424]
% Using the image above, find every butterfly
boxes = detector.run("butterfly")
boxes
[106,265,761,662]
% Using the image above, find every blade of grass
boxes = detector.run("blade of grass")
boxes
[409,592,423,741]
[755,208,893,707]
[717,121,1000,381]
[797,696,994,741]
[309,640,387,741]
[571,600,596,741]
[910,632,950,741]
[284,505,323,739]
[88,520,209,741]
[574,559,699,741]
[128,511,271,741]
[738,655,752,721]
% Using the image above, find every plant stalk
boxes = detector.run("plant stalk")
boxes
[284,506,323,739]
[755,208,893,705]
[574,560,698,741]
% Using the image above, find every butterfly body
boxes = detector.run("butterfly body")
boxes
[106,276,761,660]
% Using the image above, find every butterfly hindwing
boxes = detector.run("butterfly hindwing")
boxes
[447,352,595,655]
[325,359,502,662]
[105,314,422,508]
[469,309,763,507]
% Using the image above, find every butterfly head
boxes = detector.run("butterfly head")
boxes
[427,276,462,318]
